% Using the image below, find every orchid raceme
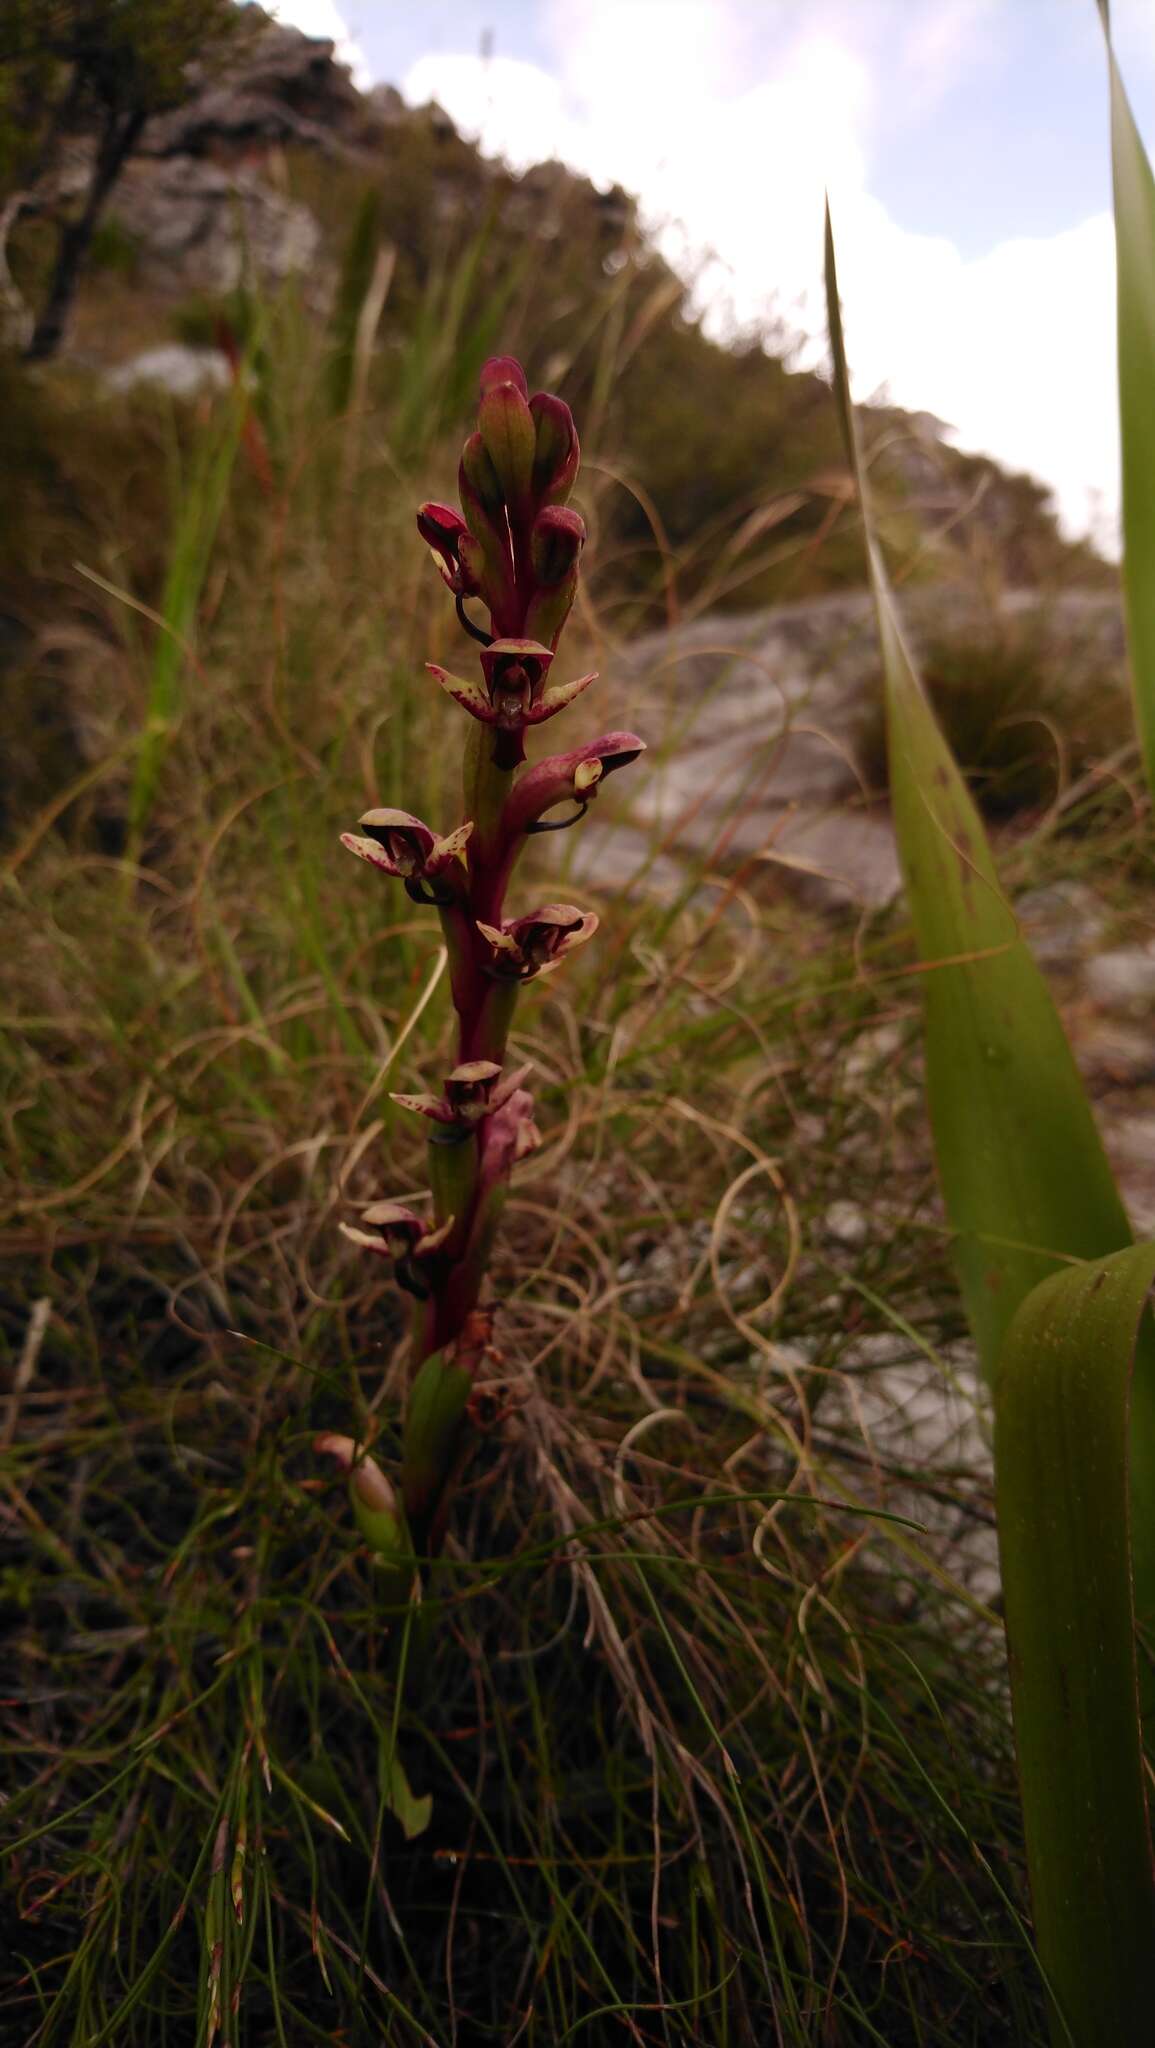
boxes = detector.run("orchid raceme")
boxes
[323,358,645,1562]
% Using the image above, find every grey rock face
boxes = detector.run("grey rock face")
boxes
[107,344,231,398]
[1085,945,1155,1009]
[580,586,1126,912]
[95,23,368,311]
[142,25,365,160]
[110,158,321,298]
[1017,882,1107,968]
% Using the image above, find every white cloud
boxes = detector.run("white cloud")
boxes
[402,0,1124,550]
[265,0,372,89]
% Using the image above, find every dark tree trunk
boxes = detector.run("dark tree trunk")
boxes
[24,104,145,363]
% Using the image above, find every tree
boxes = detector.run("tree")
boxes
[0,0,252,361]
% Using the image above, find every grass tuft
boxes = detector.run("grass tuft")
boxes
[4,261,1150,2046]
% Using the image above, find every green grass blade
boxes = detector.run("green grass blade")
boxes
[326,184,384,419]
[823,204,1132,1383]
[1100,1,1155,792]
[126,376,249,858]
[995,1246,1155,2047]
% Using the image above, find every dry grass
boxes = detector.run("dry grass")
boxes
[4,281,1144,2045]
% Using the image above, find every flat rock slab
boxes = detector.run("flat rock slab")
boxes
[582,586,1125,911]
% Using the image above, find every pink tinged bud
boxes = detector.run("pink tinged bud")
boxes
[417,501,471,591]
[313,1433,392,1512]
[525,507,586,647]
[314,1435,409,1563]
[476,903,599,981]
[524,573,578,651]
[456,532,487,599]
[458,435,516,621]
[529,391,579,505]
[529,506,586,586]
[480,1086,542,1192]
[314,1430,361,1474]
[488,1058,534,1110]
[459,433,505,522]
[479,355,529,398]
[478,377,536,515]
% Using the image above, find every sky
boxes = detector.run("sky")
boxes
[266,1,1155,552]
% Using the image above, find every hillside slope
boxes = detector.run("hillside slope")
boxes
[1,16,1109,631]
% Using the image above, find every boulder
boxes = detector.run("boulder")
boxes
[141,24,365,161]
[586,587,1127,911]
[109,157,321,298]
[107,345,231,398]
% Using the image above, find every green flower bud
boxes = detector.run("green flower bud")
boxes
[529,391,579,505]
[478,377,536,517]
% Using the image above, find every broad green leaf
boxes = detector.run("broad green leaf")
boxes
[1101,2,1155,793]
[995,1246,1155,2047]
[823,206,1132,1384]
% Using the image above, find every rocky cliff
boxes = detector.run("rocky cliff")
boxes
[2,16,1109,604]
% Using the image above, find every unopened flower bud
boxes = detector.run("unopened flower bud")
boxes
[314,1434,409,1562]
[478,374,536,517]
[479,1086,542,1190]
[529,391,579,505]
[416,502,472,592]
[524,573,578,651]
[524,507,586,646]
[529,507,586,586]
[459,432,505,522]
[458,435,516,623]
[479,355,529,399]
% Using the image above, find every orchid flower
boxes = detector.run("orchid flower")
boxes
[323,356,646,1568]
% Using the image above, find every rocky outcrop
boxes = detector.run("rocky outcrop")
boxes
[140,23,372,163]
[109,156,321,299]
[107,344,231,397]
[581,586,1128,910]
[91,24,367,305]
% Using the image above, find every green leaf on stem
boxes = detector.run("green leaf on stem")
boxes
[823,203,1132,1385]
[1100,1,1155,795]
[995,1245,1155,2047]
[400,1351,473,1533]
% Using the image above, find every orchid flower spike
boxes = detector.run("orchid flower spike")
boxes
[335,353,645,1561]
